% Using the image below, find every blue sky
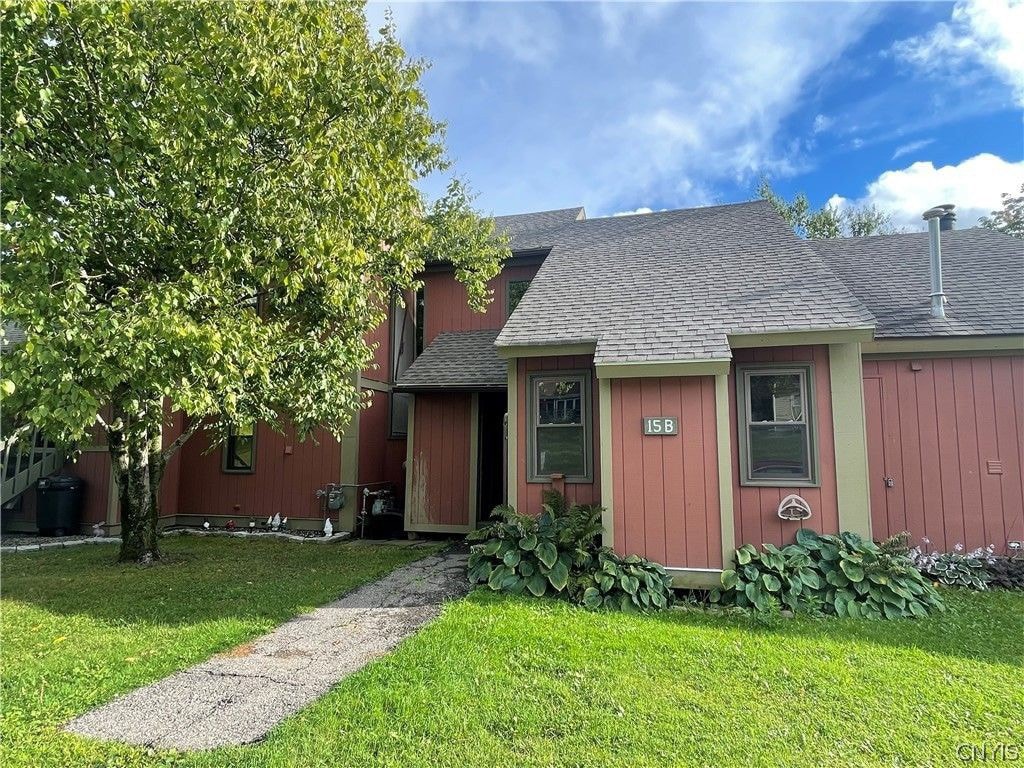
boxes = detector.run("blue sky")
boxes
[367,1,1023,231]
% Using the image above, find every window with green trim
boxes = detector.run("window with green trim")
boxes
[528,372,592,482]
[737,365,817,486]
[223,422,256,473]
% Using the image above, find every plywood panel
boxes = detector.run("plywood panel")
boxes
[610,375,721,569]
[177,422,342,521]
[864,355,1024,552]
[423,264,540,346]
[407,392,472,527]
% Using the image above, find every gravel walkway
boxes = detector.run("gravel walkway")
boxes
[65,549,471,751]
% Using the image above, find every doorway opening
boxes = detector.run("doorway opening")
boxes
[477,391,507,525]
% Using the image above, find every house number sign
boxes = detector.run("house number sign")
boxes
[642,417,678,435]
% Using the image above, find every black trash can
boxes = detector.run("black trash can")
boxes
[36,475,85,536]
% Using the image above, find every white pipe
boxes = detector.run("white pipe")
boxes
[923,207,946,318]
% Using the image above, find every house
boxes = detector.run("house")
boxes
[5,200,1022,587]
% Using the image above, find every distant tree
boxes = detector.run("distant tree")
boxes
[758,179,895,238]
[979,183,1024,239]
[1,1,507,563]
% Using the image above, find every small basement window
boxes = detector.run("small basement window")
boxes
[223,422,256,473]
[737,365,817,486]
[528,372,592,482]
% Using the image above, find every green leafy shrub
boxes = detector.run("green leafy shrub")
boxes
[575,549,675,613]
[982,555,1024,590]
[468,491,674,612]
[466,493,599,597]
[713,529,944,620]
[909,541,994,590]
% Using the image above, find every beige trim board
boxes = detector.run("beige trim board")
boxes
[506,361,518,510]
[729,327,875,349]
[405,522,473,534]
[598,378,614,548]
[862,335,1024,356]
[468,393,480,528]
[337,375,361,533]
[596,359,730,379]
[496,343,596,359]
[667,567,724,590]
[360,377,391,393]
[829,342,872,539]
[714,373,735,569]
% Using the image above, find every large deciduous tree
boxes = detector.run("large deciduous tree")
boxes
[1,1,507,562]
[979,183,1024,239]
[758,179,895,239]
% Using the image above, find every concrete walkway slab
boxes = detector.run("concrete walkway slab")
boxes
[65,550,470,751]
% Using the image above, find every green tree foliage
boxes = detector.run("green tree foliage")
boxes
[978,183,1024,239]
[1,0,507,562]
[758,179,895,239]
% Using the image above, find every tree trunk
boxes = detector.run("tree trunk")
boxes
[109,401,163,563]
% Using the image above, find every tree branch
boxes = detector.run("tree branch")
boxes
[161,418,203,462]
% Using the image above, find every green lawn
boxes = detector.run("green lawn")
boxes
[3,539,1022,768]
[0,536,442,768]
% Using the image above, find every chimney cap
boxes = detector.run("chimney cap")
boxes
[923,203,956,221]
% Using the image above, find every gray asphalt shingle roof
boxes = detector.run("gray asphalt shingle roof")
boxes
[396,330,506,390]
[495,200,876,364]
[810,228,1024,338]
[492,207,585,240]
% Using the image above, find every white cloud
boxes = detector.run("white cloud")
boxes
[892,0,1024,105]
[812,114,833,134]
[891,138,936,160]
[366,2,560,65]
[595,2,673,48]
[611,206,662,217]
[828,153,1024,231]
[366,2,883,216]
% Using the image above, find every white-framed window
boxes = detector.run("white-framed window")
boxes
[527,371,592,482]
[737,365,817,486]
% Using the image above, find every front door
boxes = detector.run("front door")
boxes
[477,392,507,524]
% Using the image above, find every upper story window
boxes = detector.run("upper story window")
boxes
[528,371,592,482]
[507,280,531,317]
[737,365,817,486]
[223,422,256,473]
[390,292,418,438]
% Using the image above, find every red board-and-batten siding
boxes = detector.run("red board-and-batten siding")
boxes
[863,355,1024,551]
[610,376,722,569]
[516,356,602,516]
[729,346,841,548]
[407,392,472,528]
[423,264,540,346]
[177,423,341,520]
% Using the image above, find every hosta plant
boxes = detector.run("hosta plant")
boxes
[984,556,1024,590]
[467,491,601,599]
[713,529,944,620]
[575,549,675,613]
[909,541,994,590]
[467,491,673,613]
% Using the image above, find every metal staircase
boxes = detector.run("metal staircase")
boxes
[1,426,63,503]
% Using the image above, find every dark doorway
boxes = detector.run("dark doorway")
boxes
[477,392,507,524]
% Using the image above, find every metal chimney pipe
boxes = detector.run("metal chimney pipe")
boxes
[939,203,956,231]
[922,206,947,318]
